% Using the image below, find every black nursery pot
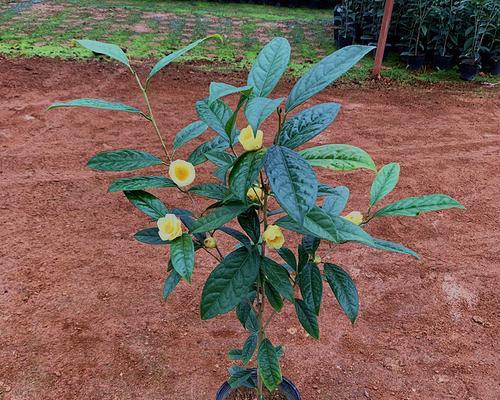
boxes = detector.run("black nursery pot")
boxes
[406,54,425,71]
[459,60,480,81]
[491,60,500,77]
[216,370,301,400]
[433,54,454,70]
[335,35,354,49]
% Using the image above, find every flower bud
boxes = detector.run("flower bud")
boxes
[342,211,363,225]
[262,225,285,250]
[239,125,263,151]
[203,236,217,249]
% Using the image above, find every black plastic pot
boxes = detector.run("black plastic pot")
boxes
[433,54,454,70]
[335,35,354,49]
[216,370,301,400]
[459,60,480,81]
[406,54,425,71]
[491,60,500,76]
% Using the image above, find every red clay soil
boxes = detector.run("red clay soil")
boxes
[1,57,499,400]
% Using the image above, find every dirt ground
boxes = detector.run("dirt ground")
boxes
[1,57,499,400]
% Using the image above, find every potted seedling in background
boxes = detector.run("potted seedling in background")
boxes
[49,36,463,400]
[430,0,460,69]
[334,0,357,48]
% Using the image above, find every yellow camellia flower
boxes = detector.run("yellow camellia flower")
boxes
[262,225,285,249]
[343,211,363,225]
[157,214,183,241]
[169,159,195,187]
[247,185,265,203]
[203,236,217,249]
[239,125,263,151]
[313,255,322,264]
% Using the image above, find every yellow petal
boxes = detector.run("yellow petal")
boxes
[239,124,263,151]
[169,159,195,187]
[343,211,363,225]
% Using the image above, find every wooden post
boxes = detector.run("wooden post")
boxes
[372,0,395,78]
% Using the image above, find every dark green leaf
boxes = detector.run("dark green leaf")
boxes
[190,202,249,234]
[261,257,294,302]
[299,144,376,172]
[277,103,341,149]
[188,136,230,166]
[189,183,228,201]
[163,270,181,301]
[297,244,309,273]
[371,238,420,259]
[229,149,267,201]
[108,176,175,192]
[134,228,168,245]
[294,299,319,339]
[242,333,258,364]
[373,194,464,217]
[265,145,318,224]
[297,263,323,315]
[218,226,253,248]
[200,246,260,319]
[265,281,284,312]
[228,366,255,389]
[77,39,130,66]
[237,208,261,244]
[209,82,252,104]
[48,98,140,113]
[88,149,162,171]
[248,37,291,97]
[124,190,168,220]
[285,45,375,112]
[245,97,284,131]
[170,234,195,282]
[228,349,243,361]
[318,183,343,196]
[370,163,400,207]
[322,186,350,216]
[195,98,234,138]
[173,121,208,150]
[324,263,359,323]
[257,338,283,392]
[277,247,297,272]
[301,235,320,255]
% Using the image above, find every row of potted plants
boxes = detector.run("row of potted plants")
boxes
[334,0,499,80]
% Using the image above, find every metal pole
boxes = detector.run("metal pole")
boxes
[372,0,395,78]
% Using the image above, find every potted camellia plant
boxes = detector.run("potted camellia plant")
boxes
[49,37,463,400]
[334,0,357,48]
[430,0,460,69]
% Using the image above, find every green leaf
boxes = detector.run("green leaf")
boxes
[48,98,141,114]
[229,149,267,201]
[134,228,168,245]
[370,163,400,207]
[228,349,243,361]
[265,145,318,224]
[248,37,291,97]
[299,144,376,172]
[206,151,236,182]
[322,186,350,216]
[147,35,222,83]
[200,246,260,319]
[190,202,249,234]
[173,121,208,150]
[297,263,323,315]
[188,136,230,165]
[163,270,181,301]
[285,45,375,112]
[87,150,162,171]
[242,333,258,365]
[261,257,294,302]
[324,263,359,323]
[373,194,464,217]
[245,97,284,131]
[228,366,255,389]
[277,103,341,149]
[209,82,253,104]
[277,247,297,272]
[224,92,251,142]
[77,39,130,66]
[189,183,228,201]
[301,235,320,255]
[170,234,195,283]
[265,281,284,312]
[237,208,261,244]
[371,238,420,259]
[195,98,234,138]
[318,183,343,196]
[218,226,253,249]
[257,338,283,392]
[236,297,258,332]
[124,190,168,220]
[297,244,309,273]
[294,299,319,339]
[108,176,175,192]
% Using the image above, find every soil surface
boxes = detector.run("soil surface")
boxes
[226,387,288,400]
[1,57,499,400]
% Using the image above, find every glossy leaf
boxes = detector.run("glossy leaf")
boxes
[373,194,464,217]
[48,98,141,114]
[318,183,343,196]
[370,163,400,207]
[236,297,258,333]
[299,144,376,172]
[147,35,222,82]
[301,235,320,255]
[195,98,234,138]
[294,299,319,339]
[173,121,208,150]
[261,257,294,302]
[228,366,255,389]
[170,234,195,282]
[265,281,284,312]
[134,228,168,245]
[209,82,252,104]
[277,247,297,272]
[228,349,243,361]
[237,208,261,244]
[124,190,168,220]
[229,149,267,201]
[285,45,375,112]
[277,103,341,149]
[77,39,130,66]
[245,97,284,131]
[257,338,283,392]
[242,333,258,364]
[248,37,291,97]
[163,270,181,301]
[371,238,420,259]
[188,136,230,165]
[324,263,359,323]
[190,202,249,234]
[189,183,228,201]
[218,226,253,248]
[322,186,350,216]
[200,246,260,319]
[297,263,323,315]
[265,145,318,224]
[87,149,162,171]
[108,176,175,192]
